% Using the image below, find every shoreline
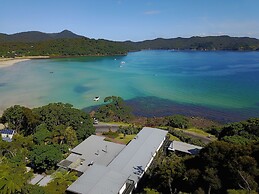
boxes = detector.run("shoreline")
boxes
[0,56,50,68]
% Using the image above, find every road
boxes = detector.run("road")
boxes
[181,130,214,144]
[94,122,120,133]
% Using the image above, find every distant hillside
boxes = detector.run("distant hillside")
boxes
[126,36,259,51]
[1,30,259,58]
[0,30,131,57]
[0,30,83,42]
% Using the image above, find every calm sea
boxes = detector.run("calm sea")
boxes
[1,50,259,122]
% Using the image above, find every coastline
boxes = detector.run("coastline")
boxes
[0,56,49,69]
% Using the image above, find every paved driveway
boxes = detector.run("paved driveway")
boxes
[94,122,120,133]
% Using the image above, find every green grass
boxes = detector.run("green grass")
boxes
[186,128,211,136]
[173,127,214,137]
[103,133,136,144]
[144,188,160,194]
[114,133,136,144]
[168,133,181,141]
[105,121,131,126]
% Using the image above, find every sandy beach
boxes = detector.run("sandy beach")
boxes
[0,56,50,69]
[0,58,31,68]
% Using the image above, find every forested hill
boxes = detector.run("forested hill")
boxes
[1,30,259,58]
[0,30,130,57]
[0,30,84,42]
[126,35,259,51]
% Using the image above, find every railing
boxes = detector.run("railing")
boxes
[122,180,135,194]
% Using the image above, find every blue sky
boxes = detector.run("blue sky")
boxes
[1,0,259,41]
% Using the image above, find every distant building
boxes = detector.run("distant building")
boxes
[62,127,168,194]
[168,140,203,155]
[0,129,15,142]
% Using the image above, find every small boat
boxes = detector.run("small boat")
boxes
[93,96,100,101]
[121,61,125,64]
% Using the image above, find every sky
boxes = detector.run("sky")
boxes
[1,0,259,41]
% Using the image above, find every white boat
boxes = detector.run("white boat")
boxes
[93,96,100,101]
[121,61,125,64]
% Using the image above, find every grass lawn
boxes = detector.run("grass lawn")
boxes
[114,133,136,144]
[186,128,216,139]
[104,133,136,144]
[174,127,214,137]
[106,121,131,126]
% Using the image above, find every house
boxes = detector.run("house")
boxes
[0,129,15,142]
[63,127,168,194]
[58,135,126,176]
[168,140,203,155]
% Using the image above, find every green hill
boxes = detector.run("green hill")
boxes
[0,30,83,42]
[126,35,259,51]
[1,30,259,58]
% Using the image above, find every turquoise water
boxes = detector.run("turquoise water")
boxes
[1,50,259,121]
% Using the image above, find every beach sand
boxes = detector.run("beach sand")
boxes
[0,56,50,69]
[0,56,50,115]
[0,58,31,68]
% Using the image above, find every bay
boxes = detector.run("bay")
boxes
[1,50,259,122]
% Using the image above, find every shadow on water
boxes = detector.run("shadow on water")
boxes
[0,83,7,87]
[82,96,259,124]
[73,85,91,94]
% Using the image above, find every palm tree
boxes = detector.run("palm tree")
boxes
[44,171,77,194]
[0,162,32,194]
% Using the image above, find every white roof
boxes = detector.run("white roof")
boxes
[67,164,128,194]
[67,127,168,194]
[59,135,125,173]
[168,141,203,155]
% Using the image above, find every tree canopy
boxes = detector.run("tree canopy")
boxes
[94,96,134,122]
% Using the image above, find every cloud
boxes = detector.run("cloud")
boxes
[144,10,160,15]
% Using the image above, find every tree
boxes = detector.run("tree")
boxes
[22,184,46,194]
[95,96,133,122]
[44,171,77,194]
[202,168,221,194]
[64,126,78,147]
[147,153,187,193]
[33,102,95,142]
[166,114,190,129]
[33,124,51,145]
[29,144,63,171]
[0,105,39,135]
[0,161,32,194]
[0,134,33,163]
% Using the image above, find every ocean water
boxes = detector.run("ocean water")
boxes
[1,50,259,122]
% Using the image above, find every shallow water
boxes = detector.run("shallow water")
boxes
[1,50,259,122]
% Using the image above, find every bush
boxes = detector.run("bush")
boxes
[102,130,119,138]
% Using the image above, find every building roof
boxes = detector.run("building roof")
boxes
[108,127,168,183]
[67,127,168,194]
[0,129,15,135]
[67,164,128,194]
[58,135,125,173]
[168,141,203,155]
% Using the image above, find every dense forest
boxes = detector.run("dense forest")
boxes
[1,30,259,58]
[0,97,258,193]
[126,36,259,51]
[140,118,259,194]
[0,103,94,194]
